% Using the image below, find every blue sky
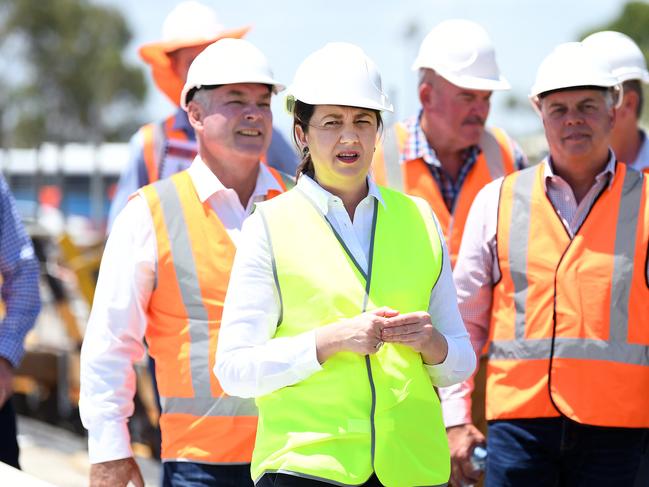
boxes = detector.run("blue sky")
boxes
[94,0,630,138]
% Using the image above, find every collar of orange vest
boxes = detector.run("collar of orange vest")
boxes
[138,25,251,106]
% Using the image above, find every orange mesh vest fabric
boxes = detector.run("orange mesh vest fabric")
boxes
[373,123,515,267]
[488,163,649,427]
[141,167,286,462]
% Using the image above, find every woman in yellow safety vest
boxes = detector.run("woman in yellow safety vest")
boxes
[215,42,476,487]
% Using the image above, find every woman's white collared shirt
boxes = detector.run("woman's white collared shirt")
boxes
[215,175,476,398]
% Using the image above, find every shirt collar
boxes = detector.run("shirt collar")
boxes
[543,150,617,189]
[296,174,385,216]
[187,156,283,203]
[631,128,649,170]
[173,108,195,140]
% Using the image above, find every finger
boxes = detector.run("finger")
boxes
[382,322,425,338]
[449,459,462,487]
[131,466,145,487]
[383,313,429,328]
[458,456,481,483]
[369,306,399,318]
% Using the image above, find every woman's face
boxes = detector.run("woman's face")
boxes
[297,105,379,193]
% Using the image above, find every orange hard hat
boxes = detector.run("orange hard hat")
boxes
[138,1,250,105]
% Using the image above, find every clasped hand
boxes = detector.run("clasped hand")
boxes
[316,307,448,365]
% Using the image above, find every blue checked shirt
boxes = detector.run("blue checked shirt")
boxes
[400,112,526,211]
[0,174,40,367]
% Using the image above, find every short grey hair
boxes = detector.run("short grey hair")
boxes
[418,68,437,87]
[191,88,214,111]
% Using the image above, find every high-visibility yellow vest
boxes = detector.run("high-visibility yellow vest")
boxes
[253,186,450,486]
[488,162,649,427]
[141,167,287,463]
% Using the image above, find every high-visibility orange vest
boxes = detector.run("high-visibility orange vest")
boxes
[140,167,288,463]
[140,115,196,185]
[373,122,516,267]
[488,162,649,428]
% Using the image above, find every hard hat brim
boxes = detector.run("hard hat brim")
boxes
[182,77,285,111]
[284,91,394,114]
[138,26,251,105]
[430,68,511,91]
[614,68,649,84]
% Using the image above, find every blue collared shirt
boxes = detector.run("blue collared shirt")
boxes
[0,174,41,367]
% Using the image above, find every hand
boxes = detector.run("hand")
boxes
[380,311,448,364]
[447,423,486,487]
[0,357,14,408]
[89,457,144,487]
[316,307,399,362]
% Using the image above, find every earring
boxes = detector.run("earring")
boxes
[302,146,309,156]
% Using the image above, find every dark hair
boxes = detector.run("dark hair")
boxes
[623,79,644,118]
[292,100,384,180]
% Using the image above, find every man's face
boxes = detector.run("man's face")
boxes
[540,89,614,164]
[193,83,273,164]
[420,73,492,150]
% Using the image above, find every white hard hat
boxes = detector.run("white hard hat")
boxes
[162,1,225,44]
[582,31,649,84]
[138,1,250,105]
[181,38,284,111]
[285,42,393,113]
[412,19,510,91]
[530,42,621,104]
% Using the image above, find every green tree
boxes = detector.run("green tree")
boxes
[580,1,649,57]
[0,0,147,146]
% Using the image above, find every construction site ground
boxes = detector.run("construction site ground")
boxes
[12,415,161,486]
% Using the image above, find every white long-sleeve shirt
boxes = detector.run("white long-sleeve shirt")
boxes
[215,175,476,399]
[79,157,283,464]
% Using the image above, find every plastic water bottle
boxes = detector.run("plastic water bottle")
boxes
[461,445,487,487]
[470,445,487,473]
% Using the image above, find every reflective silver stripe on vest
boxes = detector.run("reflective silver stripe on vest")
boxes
[160,395,257,417]
[479,129,507,180]
[609,169,643,343]
[491,167,649,367]
[490,337,649,366]
[508,168,537,340]
[382,126,404,191]
[154,178,213,409]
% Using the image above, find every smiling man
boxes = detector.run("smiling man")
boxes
[439,42,649,487]
[79,39,290,487]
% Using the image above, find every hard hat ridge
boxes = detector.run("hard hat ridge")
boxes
[529,42,621,105]
[412,19,510,91]
[582,31,649,84]
[285,42,393,113]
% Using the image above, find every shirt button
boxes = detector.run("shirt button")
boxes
[564,195,570,202]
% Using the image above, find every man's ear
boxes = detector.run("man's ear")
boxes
[419,82,434,109]
[187,101,204,132]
